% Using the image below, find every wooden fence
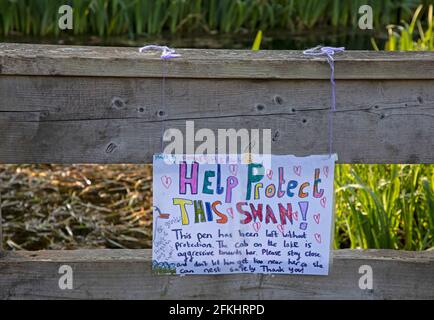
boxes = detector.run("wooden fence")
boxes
[0,43,433,299]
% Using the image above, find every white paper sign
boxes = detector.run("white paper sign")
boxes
[152,154,337,275]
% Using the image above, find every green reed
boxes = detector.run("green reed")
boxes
[372,4,433,50]
[1,0,432,37]
[335,165,434,250]
[387,4,433,50]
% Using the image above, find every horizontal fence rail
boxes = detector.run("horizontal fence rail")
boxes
[2,43,434,79]
[0,44,434,163]
[0,249,433,300]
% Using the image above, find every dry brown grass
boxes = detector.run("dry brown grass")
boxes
[0,164,153,250]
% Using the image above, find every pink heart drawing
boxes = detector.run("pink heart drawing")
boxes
[253,221,261,232]
[313,213,320,224]
[293,211,299,221]
[266,169,273,180]
[160,175,172,189]
[314,233,322,244]
[323,166,329,178]
[227,208,234,219]
[320,197,327,208]
[293,165,302,176]
[277,224,285,235]
[229,164,238,176]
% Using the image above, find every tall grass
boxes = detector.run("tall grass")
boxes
[386,4,433,50]
[373,4,434,50]
[335,165,434,250]
[0,0,432,37]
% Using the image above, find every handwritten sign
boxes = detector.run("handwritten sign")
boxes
[152,154,337,275]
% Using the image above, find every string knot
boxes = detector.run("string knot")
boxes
[139,45,180,59]
[303,46,345,63]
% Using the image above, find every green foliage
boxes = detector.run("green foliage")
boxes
[251,29,262,50]
[0,0,432,37]
[374,4,434,51]
[335,164,434,250]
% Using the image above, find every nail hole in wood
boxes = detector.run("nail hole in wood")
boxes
[274,96,283,105]
[111,97,126,109]
[256,104,265,112]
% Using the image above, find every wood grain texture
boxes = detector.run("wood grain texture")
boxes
[1,43,434,79]
[0,249,433,300]
[1,76,434,163]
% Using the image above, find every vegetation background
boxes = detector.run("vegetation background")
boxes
[0,0,433,251]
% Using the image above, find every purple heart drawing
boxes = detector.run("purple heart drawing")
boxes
[229,164,238,176]
[227,208,234,219]
[160,175,172,189]
[320,197,327,208]
[253,221,261,232]
[323,166,329,178]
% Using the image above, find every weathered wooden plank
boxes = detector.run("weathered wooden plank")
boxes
[3,76,433,120]
[1,43,434,79]
[0,249,433,300]
[1,76,434,163]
